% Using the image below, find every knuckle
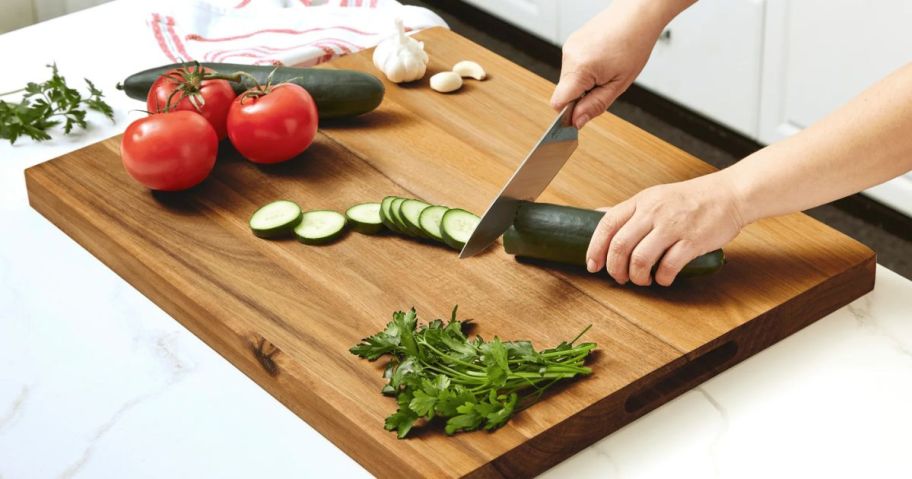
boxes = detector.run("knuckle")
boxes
[629,252,652,269]
[610,237,630,254]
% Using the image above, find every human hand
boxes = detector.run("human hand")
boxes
[586,173,747,286]
[551,3,665,128]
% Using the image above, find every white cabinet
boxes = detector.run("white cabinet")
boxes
[2,0,37,34]
[759,1,912,216]
[1,0,111,34]
[636,0,764,138]
[461,0,559,43]
[758,1,912,143]
[544,0,766,138]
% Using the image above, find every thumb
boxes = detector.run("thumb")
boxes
[550,70,593,111]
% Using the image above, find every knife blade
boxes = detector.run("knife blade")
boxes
[459,101,579,258]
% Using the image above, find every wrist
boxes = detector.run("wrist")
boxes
[715,166,756,227]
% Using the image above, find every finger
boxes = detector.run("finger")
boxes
[586,201,635,273]
[654,241,700,287]
[606,217,652,285]
[628,229,677,286]
[571,82,624,128]
[550,70,593,111]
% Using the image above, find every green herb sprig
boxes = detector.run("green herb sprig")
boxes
[0,64,114,145]
[350,307,596,438]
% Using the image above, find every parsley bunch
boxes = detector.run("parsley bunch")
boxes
[350,307,596,438]
[0,64,114,145]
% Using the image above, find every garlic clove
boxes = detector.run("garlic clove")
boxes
[452,60,486,80]
[430,71,464,93]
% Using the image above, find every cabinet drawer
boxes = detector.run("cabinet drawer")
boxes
[461,0,558,43]
[636,0,765,138]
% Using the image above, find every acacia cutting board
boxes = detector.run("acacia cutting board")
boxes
[26,28,874,478]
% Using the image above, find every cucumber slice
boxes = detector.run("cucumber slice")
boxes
[389,198,410,235]
[440,208,480,250]
[294,210,347,245]
[346,202,384,235]
[400,199,431,237]
[249,200,303,238]
[418,205,448,242]
[380,196,398,232]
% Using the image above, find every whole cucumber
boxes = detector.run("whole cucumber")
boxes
[116,62,384,119]
[503,201,725,279]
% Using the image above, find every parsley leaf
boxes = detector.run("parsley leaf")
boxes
[0,64,114,145]
[350,307,596,438]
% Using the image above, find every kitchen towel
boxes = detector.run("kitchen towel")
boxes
[145,0,447,67]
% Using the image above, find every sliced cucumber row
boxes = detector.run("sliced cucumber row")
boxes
[251,197,479,252]
[376,196,480,251]
[249,200,349,244]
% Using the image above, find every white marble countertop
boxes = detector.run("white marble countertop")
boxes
[2,3,911,478]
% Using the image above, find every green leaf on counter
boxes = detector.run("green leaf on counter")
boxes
[0,64,114,145]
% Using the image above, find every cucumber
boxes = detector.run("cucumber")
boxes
[503,202,725,278]
[117,62,384,119]
[249,200,302,238]
[389,198,410,235]
[400,199,431,238]
[440,209,481,250]
[345,202,384,235]
[294,210,347,245]
[380,196,398,232]
[418,205,449,242]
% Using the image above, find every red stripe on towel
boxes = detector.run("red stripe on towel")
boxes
[185,25,377,43]
[165,16,193,60]
[150,13,177,62]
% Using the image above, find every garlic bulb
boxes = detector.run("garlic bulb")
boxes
[372,18,429,83]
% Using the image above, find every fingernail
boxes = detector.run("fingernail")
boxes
[576,115,590,128]
[586,258,596,272]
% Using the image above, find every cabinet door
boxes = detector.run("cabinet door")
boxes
[2,0,36,34]
[759,0,912,216]
[635,0,765,138]
[759,1,912,143]
[461,0,559,43]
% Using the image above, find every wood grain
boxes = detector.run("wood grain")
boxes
[25,28,874,478]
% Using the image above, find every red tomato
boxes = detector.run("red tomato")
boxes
[146,67,236,140]
[121,111,218,191]
[226,83,318,164]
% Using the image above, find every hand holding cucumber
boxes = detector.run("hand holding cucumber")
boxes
[586,174,743,287]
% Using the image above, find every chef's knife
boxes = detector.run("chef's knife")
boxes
[459,101,578,258]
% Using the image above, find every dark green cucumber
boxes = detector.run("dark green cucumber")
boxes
[503,202,725,278]
[117,62,384,119]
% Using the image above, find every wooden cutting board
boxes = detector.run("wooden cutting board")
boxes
[26,28,874,478]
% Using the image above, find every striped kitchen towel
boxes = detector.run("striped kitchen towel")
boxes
[146,0,447,67]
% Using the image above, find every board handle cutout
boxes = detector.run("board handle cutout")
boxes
[624,340,738,415]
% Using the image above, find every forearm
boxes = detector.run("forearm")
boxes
[724,62,912,223]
